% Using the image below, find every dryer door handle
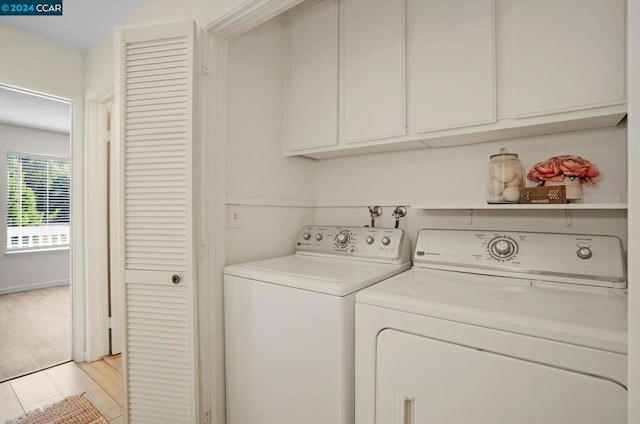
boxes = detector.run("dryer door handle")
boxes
[395,391,415,424]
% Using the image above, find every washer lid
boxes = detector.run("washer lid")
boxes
[224,255,411,296]
[356,268,627,354]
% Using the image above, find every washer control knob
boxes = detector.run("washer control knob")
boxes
[303,233,311,240]
[336,232,350,246]
[366,236,375,245]
[577,247,592,259]
[381,237,391,246]
[315,233,323,241]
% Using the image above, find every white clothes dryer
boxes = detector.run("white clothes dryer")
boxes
[224,226,411,424]
[356,229,627,424]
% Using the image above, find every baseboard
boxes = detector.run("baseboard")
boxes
[0,279,70,295]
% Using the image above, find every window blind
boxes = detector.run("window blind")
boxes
[6,153,70,250]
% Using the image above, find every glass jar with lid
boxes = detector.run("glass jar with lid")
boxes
[487,148,525,204]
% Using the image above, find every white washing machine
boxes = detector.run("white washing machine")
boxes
[224,226,411,424]
[356,229,627,424]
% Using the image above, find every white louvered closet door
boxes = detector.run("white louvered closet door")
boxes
[119,21,198,424]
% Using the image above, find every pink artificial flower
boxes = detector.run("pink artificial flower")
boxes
[527,158,565,183]
[527,155,599,185]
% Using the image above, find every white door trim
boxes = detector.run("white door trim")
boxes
[84,82,115,361]
[627,0,639,421]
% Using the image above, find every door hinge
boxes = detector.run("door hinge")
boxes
[201,65,209,78]
[201,410,211,424]
[106,316,113,330]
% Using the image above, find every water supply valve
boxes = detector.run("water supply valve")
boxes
[392,206,407,228]
[368,206,383,227]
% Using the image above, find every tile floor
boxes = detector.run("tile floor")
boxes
[0,285,71,381]
[0,359,123,423]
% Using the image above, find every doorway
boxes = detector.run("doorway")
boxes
[0,85,72,381]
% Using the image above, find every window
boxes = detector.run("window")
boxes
[6,153,70,251]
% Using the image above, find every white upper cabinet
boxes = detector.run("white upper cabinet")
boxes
[341,0,406,144]
[511,0,626,117]
[283,0,626,158]
[286,0,339,151]
[411,0,496,133]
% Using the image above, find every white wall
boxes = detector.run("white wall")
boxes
[225,15,315,265]
[315,124,628,252]
[627,0,639,420]
[0,24,84,95]
[316,125,627,207]
[0,123,70,294]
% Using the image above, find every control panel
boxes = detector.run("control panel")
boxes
[413,229,626,288]
[296,226,410,264]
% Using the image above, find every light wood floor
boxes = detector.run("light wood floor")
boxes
[0,285,71,381]
[0,355,123,423]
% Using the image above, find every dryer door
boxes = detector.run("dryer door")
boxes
[376,329,626,423]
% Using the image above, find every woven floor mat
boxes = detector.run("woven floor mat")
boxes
[5,393,108,424]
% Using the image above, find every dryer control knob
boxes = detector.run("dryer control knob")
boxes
[381,237,391,246]
[303,233,311,240]
[489,238,516,259]
[577,247,592,259]
[366,236,375,245]
[493,240,512,255]
[315,233,323,241]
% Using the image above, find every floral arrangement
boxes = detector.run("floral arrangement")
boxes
[527,155,600,186]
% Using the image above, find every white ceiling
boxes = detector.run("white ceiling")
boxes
[0,0,142,133]
[0,0,142,52]
[0,86,71,133]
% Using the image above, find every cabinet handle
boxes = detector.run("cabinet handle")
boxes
[171,274,181,284]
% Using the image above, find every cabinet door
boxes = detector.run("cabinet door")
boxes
[286,0,338,151]
[377,329,627,424]
[341,0,406,144]
[511,0,625,118]
[412,0,495,133]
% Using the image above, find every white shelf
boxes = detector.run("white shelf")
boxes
[411,203,628,210]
